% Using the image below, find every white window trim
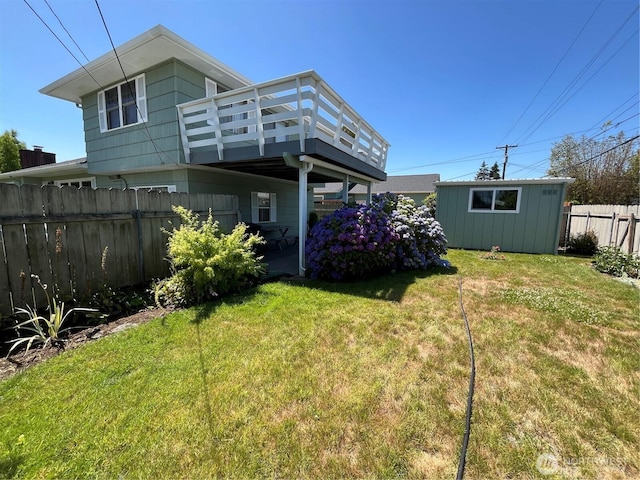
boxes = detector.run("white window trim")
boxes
[131,185,177,193]
[97,74,147,133]
[468,187,522,213]
[251,192,277,223]
[50,177,96,188]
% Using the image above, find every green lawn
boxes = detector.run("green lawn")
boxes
[1,250,638,479]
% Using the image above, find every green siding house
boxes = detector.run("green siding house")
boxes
[1,25,390,275]
[435,178,574,254]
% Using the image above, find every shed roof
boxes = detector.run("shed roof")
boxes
[434,177,575,187]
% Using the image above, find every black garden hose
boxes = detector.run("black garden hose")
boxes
[456,277,476,480]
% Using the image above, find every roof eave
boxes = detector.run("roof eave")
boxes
[435,178,575,187]
[40,25,254,103]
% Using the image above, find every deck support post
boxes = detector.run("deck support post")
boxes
[298,156,313,276]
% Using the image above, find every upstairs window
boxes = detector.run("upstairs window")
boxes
[469,187,521,213]
[251,192,277,223]
[97,74,147,132]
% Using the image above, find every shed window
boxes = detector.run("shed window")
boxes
[251,192,276,223]
[469,188,521,213]
[97,74,147,132]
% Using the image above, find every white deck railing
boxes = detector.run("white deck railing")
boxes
[176,70,389,172]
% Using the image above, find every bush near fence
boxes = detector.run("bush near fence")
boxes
[0,184,240,317]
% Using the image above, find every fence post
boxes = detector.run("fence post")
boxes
[608,212,616,246]
[629,213,636,255]
[135,208,145,282]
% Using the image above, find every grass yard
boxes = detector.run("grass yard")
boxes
[1,249,638,479]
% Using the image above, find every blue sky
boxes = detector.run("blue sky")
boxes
[0,0,638,180]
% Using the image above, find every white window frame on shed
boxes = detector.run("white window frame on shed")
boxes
[251,192,277,223]
[131,185,177,193]
[468,187,522,213]
[97,74,147,133]
[50,177,96,188]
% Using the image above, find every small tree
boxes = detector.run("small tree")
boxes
[0,130,25,173]
[475,161,491,180]
[489,162,501,179]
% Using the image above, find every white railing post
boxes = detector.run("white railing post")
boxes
[309,77,319,138]
[209,98,224,161]
[176,107,191,163]
[334,103,345,146]
[352,118,362,157]
[253,87,265,156]
[296,76,306,152]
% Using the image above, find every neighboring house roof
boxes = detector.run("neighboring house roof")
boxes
[0,157,87,182]
[434,177,575,186]
[316,174,440,196]
[40,25,254,103]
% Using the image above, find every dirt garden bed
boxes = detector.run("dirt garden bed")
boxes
[0,307,170,382]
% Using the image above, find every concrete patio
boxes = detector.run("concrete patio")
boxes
[262,242,301,277]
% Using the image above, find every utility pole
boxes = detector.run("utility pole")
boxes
[496,144,517,179]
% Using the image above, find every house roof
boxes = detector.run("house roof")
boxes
[0,157,88,181]
[40,25,254,104]
[316,174,440,195]
[434,177,575,187]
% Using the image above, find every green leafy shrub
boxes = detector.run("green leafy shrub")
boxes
[153,206,266,307]
[7,275,97,356]
[593,246,639,278]
[568,231,598,255]
[308,211,319,234]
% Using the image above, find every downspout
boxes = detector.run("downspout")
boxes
[298,158,313,276]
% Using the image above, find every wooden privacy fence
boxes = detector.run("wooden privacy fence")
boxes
[563,204,640,255]
[0,184,240,316]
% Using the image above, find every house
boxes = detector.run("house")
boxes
[434,178,574,254]
[1,25,390,275]
[314,173,439,205]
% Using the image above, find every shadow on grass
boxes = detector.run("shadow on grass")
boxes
[0,449,25,478]
[287,264,458,302]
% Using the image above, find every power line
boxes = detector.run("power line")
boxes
[22,0,102,89]
[518,28,639,145]
[497,0,604,146]
[44,0,91,63]
[513,4,639,146]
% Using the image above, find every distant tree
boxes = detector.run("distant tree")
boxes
[0,130,25,173]
[475,161,491,181]
[423,192,437,216]
[547,131,639,205]
[489,161,501,180]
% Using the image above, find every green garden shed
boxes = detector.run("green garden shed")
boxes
[434,178,574,254]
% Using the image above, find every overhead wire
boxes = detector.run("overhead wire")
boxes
[44,0,91,64]
[517,27,639,146]
[497,0,604,146]
[22,0,102,89]
[513,5,639,146]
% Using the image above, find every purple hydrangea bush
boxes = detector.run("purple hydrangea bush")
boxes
[306,193,448,281]
[305,204,398,280]
[373,193,448,270]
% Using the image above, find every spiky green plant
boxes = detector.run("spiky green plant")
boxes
[6,275,97,356]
